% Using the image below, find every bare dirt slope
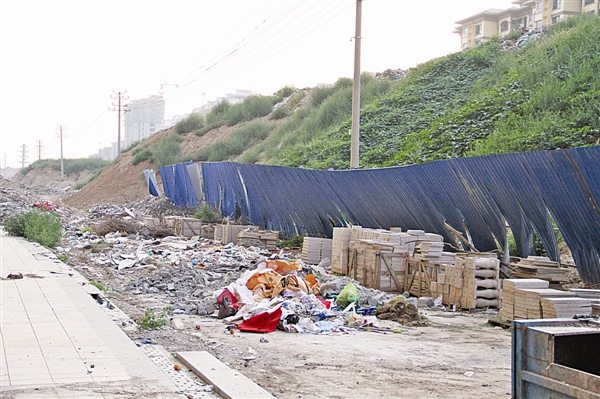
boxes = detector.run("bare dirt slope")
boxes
[12,166,92,190]
[63,124,239,209]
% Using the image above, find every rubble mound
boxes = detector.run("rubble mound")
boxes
[376,296,429,327]
[0,177,34,222]
[375,68,409,81]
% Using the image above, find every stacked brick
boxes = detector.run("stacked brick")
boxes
[236,226,279,250]
[498,278,593,320]
[431,254,501,309]
[331,228,352,275]
[301,237,333,265]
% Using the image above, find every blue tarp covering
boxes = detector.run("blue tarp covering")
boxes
[197,147,600,284]
[159,162,199,208]
[143,169,160,197]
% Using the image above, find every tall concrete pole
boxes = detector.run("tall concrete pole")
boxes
[350,0,363,169]
[59,126,64,181]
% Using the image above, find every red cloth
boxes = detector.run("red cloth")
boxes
[217,288,239,310]
[237,307,282,334]
[317,296,332,309]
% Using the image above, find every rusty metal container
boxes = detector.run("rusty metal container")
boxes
[512,318,600,398]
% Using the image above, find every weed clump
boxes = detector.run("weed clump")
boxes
[137,307,170,330]
[4,210,62,248]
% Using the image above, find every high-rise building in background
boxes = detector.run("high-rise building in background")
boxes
[123,95,165,148]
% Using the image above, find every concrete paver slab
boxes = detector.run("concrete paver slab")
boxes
[176,350,275,399]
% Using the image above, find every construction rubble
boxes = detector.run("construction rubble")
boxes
[60,220,427,334]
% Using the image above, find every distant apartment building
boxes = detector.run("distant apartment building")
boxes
[192,89,253,116]
[123,95,165,148]
[455,0,599,49]
[91,141,125,161]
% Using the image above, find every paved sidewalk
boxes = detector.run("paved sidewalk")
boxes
[0,236,182,398]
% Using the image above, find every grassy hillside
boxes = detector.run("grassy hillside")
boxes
[266,14,599,169]
[128,15,599,172]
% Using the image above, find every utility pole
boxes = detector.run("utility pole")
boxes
[55,126,67,181]
[109,91,129,155]
[35,140,44,160]
[18,144,28,169]
[350,0,363,169]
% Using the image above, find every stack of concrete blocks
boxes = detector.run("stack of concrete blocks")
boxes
[237,227,262,248]
[514,288,577,319]
[345,227,412,292]
[140,216,160,227]
[410,231,453,263]
[498,278,586,320]
[213,224,223,243]
[348,238,408,292]
[459,256,501,309]
[331,227,352,275]
[237,226,280,250]
[257,230,279,251]
[499,279,549,320]
[431,254,501,309]
[301,237,333,265]
[511,256,571,283]
[541,297,592,318]
[406,231,454,298]
[432,261,464,306]
[174,217,202,237]
[219,224,246,245]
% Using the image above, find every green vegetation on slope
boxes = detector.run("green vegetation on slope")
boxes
[270,14,600,169]
[20,158,109,176]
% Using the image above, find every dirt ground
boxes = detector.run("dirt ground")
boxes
[109,293,512,399]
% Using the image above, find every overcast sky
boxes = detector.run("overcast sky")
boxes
[0,0,516,168]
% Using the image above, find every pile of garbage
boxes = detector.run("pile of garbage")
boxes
[213,257,427,334]
[0,177,37,222]
[87,196,187,220]
[0,177,72,222]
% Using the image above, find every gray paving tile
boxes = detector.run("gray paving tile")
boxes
[0,237,182,397]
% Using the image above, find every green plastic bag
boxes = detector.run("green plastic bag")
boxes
[336,282,359,306]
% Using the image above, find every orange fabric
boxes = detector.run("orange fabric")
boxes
[245,271,282,292]
[265,259,303,275]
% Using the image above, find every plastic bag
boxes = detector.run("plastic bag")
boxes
[336,282,359,306]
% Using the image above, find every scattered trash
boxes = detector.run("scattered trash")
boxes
[375,296,429,326]
[173,364,182,371]
[336,283,359,307]
[464,371,475,377]
[6,272,23,280]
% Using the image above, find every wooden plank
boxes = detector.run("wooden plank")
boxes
[381,252,403,292]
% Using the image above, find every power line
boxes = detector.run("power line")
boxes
[36,140,44,160]
[109,91,129,155]
[18,144,28,169]
[118,2,353,113]
[55,126,67,181]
